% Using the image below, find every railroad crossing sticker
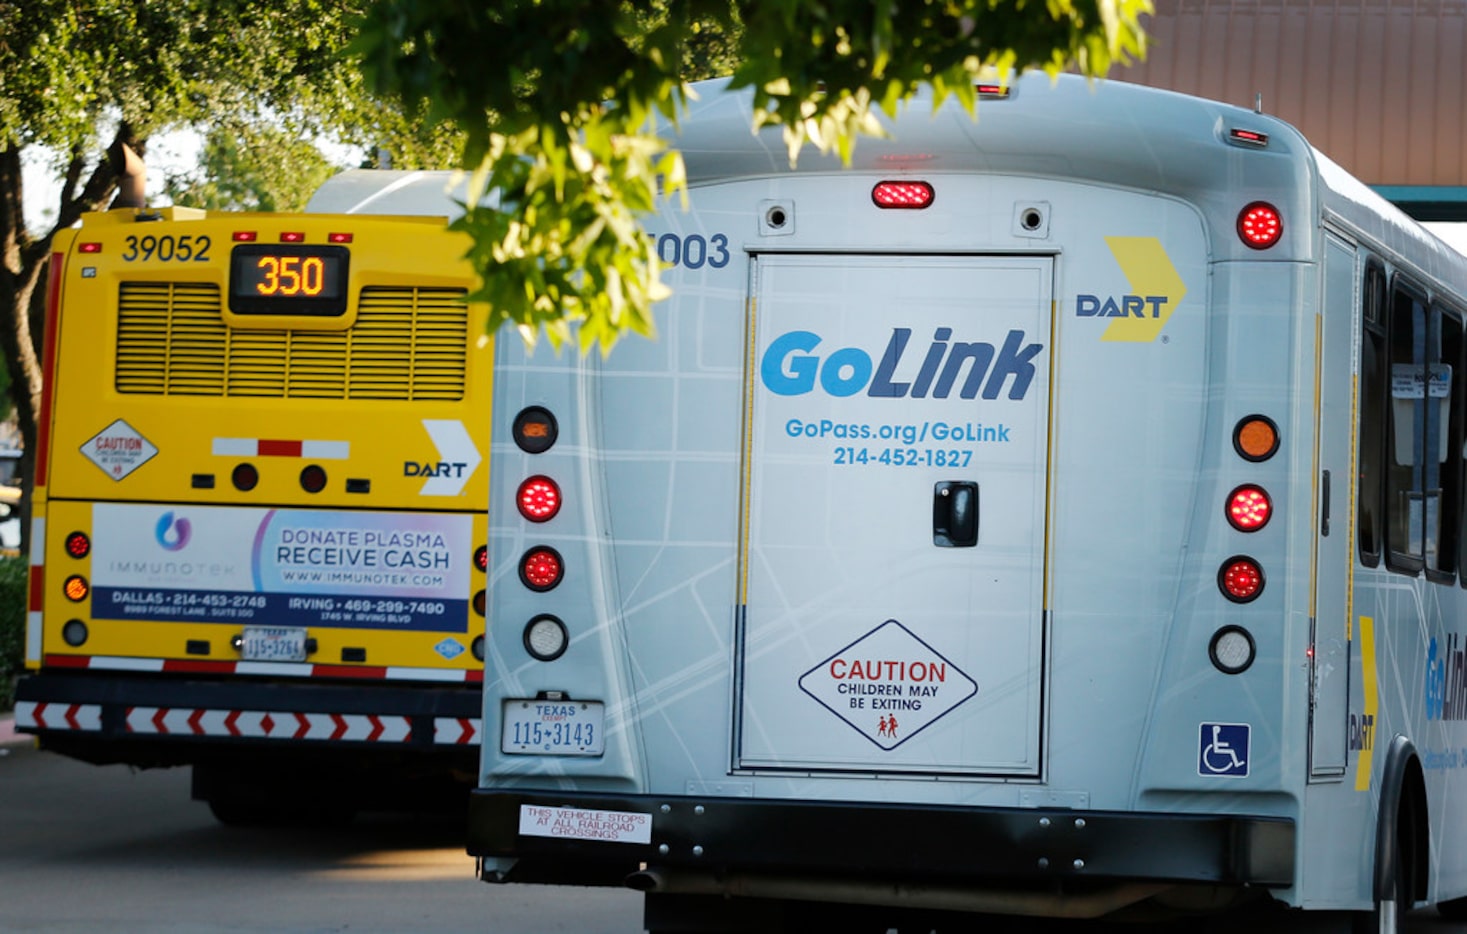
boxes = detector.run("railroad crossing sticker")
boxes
[799,619,978,751]
[81,419,158,480]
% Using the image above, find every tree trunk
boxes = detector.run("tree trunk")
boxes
[0,129,138,555]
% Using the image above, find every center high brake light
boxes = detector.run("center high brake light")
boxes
[872,181,935,209]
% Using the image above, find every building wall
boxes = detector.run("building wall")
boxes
[1113,0,1467,188]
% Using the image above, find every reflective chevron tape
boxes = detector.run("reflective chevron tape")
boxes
[433,717,482,745]
[124,707,415,743]
[14,700,103,731]
[19,700,481,745]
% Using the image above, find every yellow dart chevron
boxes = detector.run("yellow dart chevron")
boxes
[1101,237,1188,343]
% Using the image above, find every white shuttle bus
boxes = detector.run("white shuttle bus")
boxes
[315,74,1467,932]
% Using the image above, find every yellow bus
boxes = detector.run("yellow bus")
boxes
[14,203,491,823]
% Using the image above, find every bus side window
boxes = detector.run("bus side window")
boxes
[1385,277,1429,575]
[1358,262,1386,567]
[1427,304,1460,582]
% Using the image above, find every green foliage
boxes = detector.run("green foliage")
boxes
[732,0,1151,164]
[1,0,461,508]
[2,0,462,219]
[355,0,727,353]
[354,0,1149,354]
[0,555,25,711]
[2,1,353,154]
[165,126,344,213]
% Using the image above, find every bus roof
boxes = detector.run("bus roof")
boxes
[314,73,1316,215]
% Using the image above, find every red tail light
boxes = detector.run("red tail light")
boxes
[517,476,562,522]
[1219,557,1265,603]
[300,464,327,493]
[65,532,91,559]
[519,547,564,591]
[1226,485,1272,532]
[1238,202,1282,249]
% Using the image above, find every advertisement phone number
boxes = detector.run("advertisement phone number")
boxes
[170,592,266,609]
[341,599,447,615]
[833,447,974,467]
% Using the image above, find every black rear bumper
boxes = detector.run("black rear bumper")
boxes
[467,789,1295,891]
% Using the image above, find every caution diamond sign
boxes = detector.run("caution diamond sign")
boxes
[799,619,977,751]
[81,419,158,481]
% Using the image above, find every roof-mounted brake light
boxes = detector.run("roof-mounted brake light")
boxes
[1229,128,1270,147]
[872,181,935,210]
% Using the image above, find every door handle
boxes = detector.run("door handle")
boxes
[1321,469,1330,537]
[934,481,979,547]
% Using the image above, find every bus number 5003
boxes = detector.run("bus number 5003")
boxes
[655,233,730,269]
[254,256,326,296]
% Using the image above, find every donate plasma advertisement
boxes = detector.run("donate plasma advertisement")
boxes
[89,504,472,632]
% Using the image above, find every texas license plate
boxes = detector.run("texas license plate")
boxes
[240,626,307,662]
[501,699,605,755]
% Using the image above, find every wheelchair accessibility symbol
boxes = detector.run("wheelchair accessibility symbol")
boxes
[1198,723,1249,777]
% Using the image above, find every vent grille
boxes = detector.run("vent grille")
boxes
[115,284,469,400]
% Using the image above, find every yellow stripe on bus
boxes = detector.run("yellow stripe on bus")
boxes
[1355,614,1377,792]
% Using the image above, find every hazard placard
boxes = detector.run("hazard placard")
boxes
[799,619,978,751]
[81,419,158,480]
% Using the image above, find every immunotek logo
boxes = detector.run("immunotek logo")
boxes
[760,328,1044,400]
[154,511,192,552]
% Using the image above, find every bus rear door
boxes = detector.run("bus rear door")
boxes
[737,253,1052,776]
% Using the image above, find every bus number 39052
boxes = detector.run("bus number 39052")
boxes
[121,234,213,263]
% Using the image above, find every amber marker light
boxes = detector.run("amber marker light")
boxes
[1234,415,1279,462]
[63,574,91,602]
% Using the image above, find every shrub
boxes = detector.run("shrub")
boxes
[0,554,25,711]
